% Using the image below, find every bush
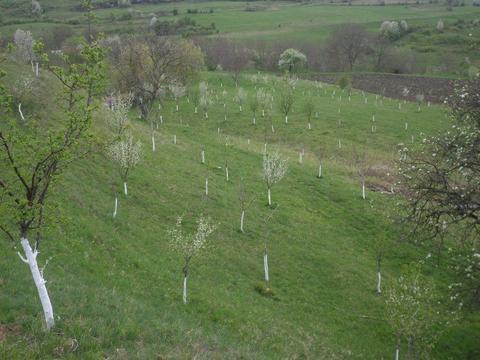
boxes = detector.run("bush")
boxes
[337,73,352,90]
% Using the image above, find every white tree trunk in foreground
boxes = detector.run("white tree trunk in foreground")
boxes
[35,62,39,77]
[225,166,229,181]
[239,105,242,112]
[308,122,311,130]
[267,188,272,206]
[19,238,54,330]
[194,106,198,114]
[201,150,205,164]
[285,115,288,124]
[123,181,128,196]
[183,275,188,304]
[263,250,269,282]
[318,164,322,178]
[113,196,118,218]
[240,210,245,233]
[205,178,208,196]
[173,135,177,144]
[152,133,156,152]
[253,117,256,125]
[376,271,382,294]
[362,180,366,200]
[395,346,400,360]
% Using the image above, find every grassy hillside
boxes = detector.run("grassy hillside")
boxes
[1,64,479,359]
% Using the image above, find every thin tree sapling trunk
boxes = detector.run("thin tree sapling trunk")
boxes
[240,210,245,233]
[113,196,118,218]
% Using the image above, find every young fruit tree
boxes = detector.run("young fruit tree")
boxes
[168,214,216,304]
[107,92,133,138]
[238,179,256,233]
[257,88,273,118]
[304,96,315,130]
[278,77,296,124]
[248,91,260,124]
[385,264,454,360]
[234,87,247,112]
[352,146,370,200]
[263,151,288,207]
[189,86,200,114]
[169,83,186,112]
[0,41,105,330]
[108,133,142,197]
[199,81,211,119]
[261,205,280,288]
[372,234,388,295]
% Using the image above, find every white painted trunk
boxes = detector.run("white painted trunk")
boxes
[194,106,198,114]
[183,275,187,304]
[205,178,208,196]
[285,115,288,124]
[318,164,322,178]
[271,124,275,133]
[338,139,342,149]
[264,143,267,154]
[264,251,269,282]
[308,122,311,130]
[225,167,229,181]
[253,117,256,125]
[174,135,177,144]
[268,188,272,206]
[405,122,408,130]
[152,133,156,152]
[124,181,128,196]
[35,62,39,77]
[299,152,303,164]
[18,103,25,121]
[362,181,366,200]
[395,347,400,360]
[176,104,179,111]
[262,109,265,117]
[20,238,54,330]
[240,210,245,233]
[205,112,208,119]
[239,105,243,112]
[113,196,118,218]
[160,115,163,124]
[376,271,382,294]
[201,150,205,164]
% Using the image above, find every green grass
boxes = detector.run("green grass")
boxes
[1,65,479,358]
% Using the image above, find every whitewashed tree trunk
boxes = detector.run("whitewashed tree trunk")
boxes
[113,196,118,218]
[299,152,303,164]
[205,178,208,196]
[253,116,256,125]
[19,238,54,330]
[35,62,39,77]
[395,339,400,360]
[285,115,288,124]
[173,135,177,144]
[240,210,245,233]
[225,166,229,181]
[338,139,342,149]
[239,105,242,112]
[160,115,163,124]
[405,122,408,130]
[263,249,269,283]
[318,164,322,178]
[267,187,272,206]
[183,275,187,304]
[18,103,25,121]
[176,104,179,112]
[308,122,311,130]
[201,150,205,164]
[262,109,265,117]
[271,124,275,133]
[376,271,382,294]
[152,133,156,152]
[362,179,366,200]
[124,181,128,196]
[194,106,198,114]
[205,112,208,119]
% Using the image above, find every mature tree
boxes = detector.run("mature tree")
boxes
[169,83,186,112]
[326,24,369,71]
[168,214,216,304]
[278,48,307,74]
[114,35,204,120]
[368,34,392,72]
[398,81,480,246]
[106,92,133,138]
[0,41,105,330]
[263,151,288,206]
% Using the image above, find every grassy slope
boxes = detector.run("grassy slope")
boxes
[1,65,479,359]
